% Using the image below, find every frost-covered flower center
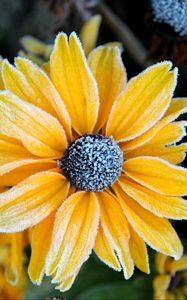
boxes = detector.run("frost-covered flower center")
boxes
[59,134,123,192]
[151,0,187,36]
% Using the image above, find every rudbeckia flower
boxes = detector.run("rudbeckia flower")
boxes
[0,32,187,292]
[153,253,187,300]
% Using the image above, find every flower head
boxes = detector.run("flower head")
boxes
[0,32,187,292]
[151,0,187,36]
[153,253,187,300]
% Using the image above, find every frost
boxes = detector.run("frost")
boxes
[151,0,187,36]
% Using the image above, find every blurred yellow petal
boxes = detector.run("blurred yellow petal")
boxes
[94,225,121,271]
[105,42,123,52]
[0,92,67,158]
[106,62,177,141]
[0,172,69,232]
[80,15,101,55]
[46,191,99,281]
[0,134,34,165]
[15,58,72,140]
[114,184,183,259]
[0,187,7,193]
[5,233,23,285]
[88,46,126,131]
[119,175,187,219]
[167,254,187,274]
[153,275,171,300]
[124,157,187,196]
[50,32,99,134]
[0,159,56,186]
[20,36,46,55]
[41,62,50,75]
[1,277,25,300]
[29,212,55,285]
[155,253,169,274]
[122,97,187,151]
[98,192,134,279]
[129,226,149,273]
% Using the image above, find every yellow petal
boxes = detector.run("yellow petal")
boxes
[14,58,72,140]
[2,60,51,112]
[0,187,7,193]
[0,134,35,165]
[0,159,56,186]
[94,225,121,271]
[80,15,101,56]
[50,32,99,135]
[88,46,126,131]
[125,122,187,163]
[153,275,171,300]
[124,157,187,196]
[129,226,149,273]
[121,97,187,151]
[119,175,187,219]
[0,57,4,90]
[1,276,24,300]
[114,184,183,259]
[41,62,50,75]
[55,269,79,292]
[29,212,55,285]
[150,121,186,146]
[98,192,134,279]
[106,62,177,141]
[0,92,67,158]
[158,144,187,164]
[126,144,187,165]
[20,35,46,55]
[155,253,170,274]
[46,191,99,281]
[5,233,23,285]
[126,121,186,156]
[0,171,69,232]
[167,254,187,274]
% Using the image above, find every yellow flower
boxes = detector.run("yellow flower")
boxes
[153,253,187,300]
[0,31,187,292]
[19,15,102,64]
[0,194,28,299]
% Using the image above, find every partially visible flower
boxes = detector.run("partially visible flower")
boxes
[79,14,101,55]
[151,0,187,36]
[0,31,187,293]
[19,37,53,66]
[19,14,102,64]
[0,187,28,299]
[153,252,187,300]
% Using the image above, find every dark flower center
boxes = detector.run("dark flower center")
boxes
[59,134,123,192]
